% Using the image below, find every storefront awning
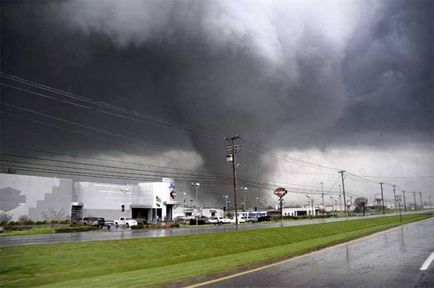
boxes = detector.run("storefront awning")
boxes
[130,204,153,209]
[164,201,179,205]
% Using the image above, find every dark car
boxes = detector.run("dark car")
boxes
[82,217,98,225]
[92,218,105,227]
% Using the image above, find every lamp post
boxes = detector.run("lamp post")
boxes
[347,196,353,213]
[241,186,248,211]
[182,192,187,217]
[223,195,229,217]
[191,182,200,226]
[306,195,312,218]
[255,197,260,220]
[321,182,324,214]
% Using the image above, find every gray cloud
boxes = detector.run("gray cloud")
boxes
[1,0,432,205]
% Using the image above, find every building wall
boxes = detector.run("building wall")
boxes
[76,182,136,219]
[282,207,318,216]
[0,174,177,222]
[0,173,73,221]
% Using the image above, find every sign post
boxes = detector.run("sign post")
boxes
[274,187,288,224]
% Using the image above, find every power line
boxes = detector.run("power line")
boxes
[1,153,339,194]
[1,74,345,173]
[2,72,429,193]
[2,103,162,149]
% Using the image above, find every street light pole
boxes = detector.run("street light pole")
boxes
[419,192,423,210]
[306,195,312,218]
[182,192,187,217]
[191,182,200,227]
[330,196,335,212]
[241,186,248,211]
[223,195,229,217]
[379,182,385,214]
[321,182,324,214]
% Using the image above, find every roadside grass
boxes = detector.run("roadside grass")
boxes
[0,213,432,288]
[0,227,55,236]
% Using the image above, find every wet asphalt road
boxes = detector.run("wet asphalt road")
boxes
[0,213,413,247]
[201,218,434,288]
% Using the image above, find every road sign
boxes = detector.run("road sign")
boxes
[274,187,287,198]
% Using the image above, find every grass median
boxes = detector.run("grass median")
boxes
[1,213,432,288]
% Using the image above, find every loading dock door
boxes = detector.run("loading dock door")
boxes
[132,208,148,220]
[71,205,83,224]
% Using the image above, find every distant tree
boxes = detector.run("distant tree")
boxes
[18,215,29,223]
[354,197,368,213]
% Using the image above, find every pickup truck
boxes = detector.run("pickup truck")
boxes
[114,217,138,227]
[208,217,230,224]
[227,216,246,224]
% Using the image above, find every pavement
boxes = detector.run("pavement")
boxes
[194,217,434,288]
[0,212,416,247]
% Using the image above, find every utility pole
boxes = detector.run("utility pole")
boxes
[379,182,385,214]
[339,171,347,214]
[402,190,407,212]
[413,192,417,210]
[392,185,397,211]
[225,135,241,229]
[419,192,423,210]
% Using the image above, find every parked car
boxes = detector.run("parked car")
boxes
[92,218,105,227]
[114,217,138,227]
[82,217,99,226]
[227,216,246,224]
[247,216,258,222]
[104,220,114,228]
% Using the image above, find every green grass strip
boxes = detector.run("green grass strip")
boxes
[1,213,432,288]
[0,228,55,236]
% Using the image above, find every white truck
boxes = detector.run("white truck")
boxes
[114,217,138,227]
[208,217,230,224]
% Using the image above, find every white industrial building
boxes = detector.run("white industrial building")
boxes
[173,206,224,219]
[0,173,178,223]
[282,207,320,216]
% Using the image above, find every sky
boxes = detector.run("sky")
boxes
[1,0,433,209]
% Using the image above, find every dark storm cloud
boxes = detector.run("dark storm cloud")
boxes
[338,1,433,143]
[1,0,432,204]
[52,0,432,149]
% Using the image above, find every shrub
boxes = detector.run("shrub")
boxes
[131,224,145,230]
[54,226,99,233]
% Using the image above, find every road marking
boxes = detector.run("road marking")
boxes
[420,252,434,271]
[184,218,433,288]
